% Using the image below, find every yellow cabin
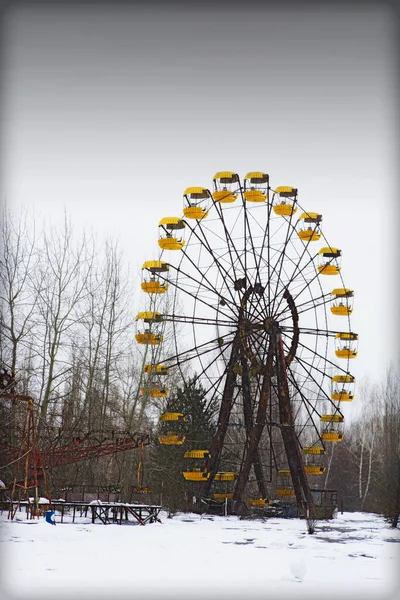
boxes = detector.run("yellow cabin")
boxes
[214,472,238,481]
[140,387,168,398]
[212,171,239,203]
[272,186,298,216]
[297,212,322,241]
[317,247,342,276]
[183,187,210,220]
[335,332,358,359]
[247,497,271,507]
[320,414,344,423]
[302,446,326,455]
[214,493,233,501]
[158,217,185,250]
[141,261,169,294]
[136,311,163,324]
[331,374,355,401]
[135,333,163,345]
[182,470,210,481]
[159,412,186,422]
[143,364,169,375]
[277,468,291,477]
[243,172,269,203]
[330,288,354,316]
[184,449,210,459]
[275,487,296,497]
[158,434,186,445]
[321,432,344,442]
[304,465,326,475]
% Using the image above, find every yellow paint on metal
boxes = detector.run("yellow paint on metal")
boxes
[158,238,185,250]
[304,465,326,475]
[213,172,239,181]
[243,190,266,202]
[141,281,168,294]
[142,260,169,272]
[182,470,210,481]
[321,432,344,442]
[332,375,355,383]
[183,206,209,220]
[212,190,238,203]
[135,333,163,345]
[158,217,185,228]
[184,449,210,459]
[158,434,186,445]
[320,414,344,423]
[318,265,341,275]
[159,412,186,422]
[273,204,297,216]
[135,312,163,322]
[213,472,238,481]
[302,446,326,455]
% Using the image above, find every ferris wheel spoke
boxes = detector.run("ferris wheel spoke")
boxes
[269,247,318,318]
[288,254,341,310]
[280,336,339,390]
[162,314,234,327]
[275,292,332,321]
[267,213,301,315]
[281,326,340,338]
[165,265,236,321]
[163,331,236,369]
[184,219,239,303]
[212,198,248,279]
[178,245,237,306]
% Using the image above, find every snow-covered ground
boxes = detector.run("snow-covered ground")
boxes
[1,509,399,600]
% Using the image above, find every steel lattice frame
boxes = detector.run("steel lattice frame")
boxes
[140,173,356,517]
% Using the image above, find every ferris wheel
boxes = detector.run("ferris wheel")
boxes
[137,171,357,516]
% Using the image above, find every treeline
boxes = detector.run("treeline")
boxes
[326,365,400,526]
[1,209,399,525]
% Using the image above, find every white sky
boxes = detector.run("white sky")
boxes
[1,3,399,397]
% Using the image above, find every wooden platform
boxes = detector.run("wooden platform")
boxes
[1,501,162,526]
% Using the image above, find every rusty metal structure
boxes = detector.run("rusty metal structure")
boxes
[139,171,357,518]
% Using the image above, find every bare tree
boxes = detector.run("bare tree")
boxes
[0,208,38,386]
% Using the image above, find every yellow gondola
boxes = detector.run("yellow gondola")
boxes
[183,187,210,220]
[136,311,163,323]
[275,487,296,497]
[304,465,326,475]
[212,172,239,203]
[320,414,344,423]
[158,217,185,250]
[141,261,169,294]
[213,472,238,481]
[297,212,322,241]
[214,493,233,501]
[335,332,358,359]
[317,247,341,275]
[277,468,291,477]
[272,186,298,216]
[321,432,344,442]
[140,387,169,398]
[158,434,186,445]
[182,470,210,481]
[330,288,354,315]
[302,446,326,455]
[184,449,210,459]
[143,364,169,375]
[135,333,163,345]
[243,172,269,202]
[331,375,355,401]
[246,497,271,507]
[159,412,186,422]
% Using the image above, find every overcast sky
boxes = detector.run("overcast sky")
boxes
[1,2,399,397]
